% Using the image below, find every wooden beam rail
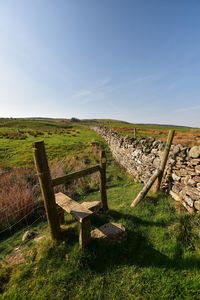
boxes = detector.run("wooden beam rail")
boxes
[52,164,101,187]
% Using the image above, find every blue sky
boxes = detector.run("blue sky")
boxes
[0,0,200,127]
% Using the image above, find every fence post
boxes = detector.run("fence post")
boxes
[100,150,108,210]
[134,128,136,139]
[33,141,61,242]
[152,129,175,193]
[131,168,161,208]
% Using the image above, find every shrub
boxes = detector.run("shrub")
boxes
[0,169,40,232]
[70,117,80,122]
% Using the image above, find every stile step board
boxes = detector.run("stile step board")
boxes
[81,201,102,213]
[91,222,127,243]
[55,192,93,223]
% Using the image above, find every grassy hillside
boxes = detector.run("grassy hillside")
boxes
[0,119,102,168]
[0,118,200,299]
[83,119,200,146]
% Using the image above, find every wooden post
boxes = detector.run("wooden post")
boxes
[134,128,136,139]
[57,207,65,225]
[131,168,161,208]
[100,150,108,210]
[33,141,61,242]
[152,130,175,193]
[79,219,91,248]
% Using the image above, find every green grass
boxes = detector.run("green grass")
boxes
[0,118,71,129]
[1,174,200,299]
[82,118,197,131]
[1,118,200,299]
[0,121,103,168]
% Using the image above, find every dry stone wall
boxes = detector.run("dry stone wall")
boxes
[93,126,200,213]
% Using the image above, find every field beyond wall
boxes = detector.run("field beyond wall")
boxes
[0,118,200,300]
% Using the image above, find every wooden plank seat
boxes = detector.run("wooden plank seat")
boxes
[55,192,93,247]
[55,192,93,222]
[81,201,102,213]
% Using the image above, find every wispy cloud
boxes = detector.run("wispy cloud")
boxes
[131,74,154,84]
[107,72,164,94]
[72,77,110,101]
[175,105,200,112]
[73,90,93,98]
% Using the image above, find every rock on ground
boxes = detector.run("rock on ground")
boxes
[22,230,35,242]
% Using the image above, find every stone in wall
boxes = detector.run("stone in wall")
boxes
[189,146,200,158]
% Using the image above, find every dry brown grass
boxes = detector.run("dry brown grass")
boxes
[0,169,40,231]
[114,127,200,147]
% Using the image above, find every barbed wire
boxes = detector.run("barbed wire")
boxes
[1,214,46,258]
[0,200,42,215]
[0,204,45,236]
[0,201,44,217]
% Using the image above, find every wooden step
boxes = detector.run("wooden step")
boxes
[81,201,102,213]
[55,192,93,223]
[91,222,127,243]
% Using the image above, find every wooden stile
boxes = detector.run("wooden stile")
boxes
[33,141,61,242]
[33,144,108,247]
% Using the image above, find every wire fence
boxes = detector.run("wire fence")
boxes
[1,215,45,248]
[0,201,36,215]
[0,202,45,239]
[0,167,44,238]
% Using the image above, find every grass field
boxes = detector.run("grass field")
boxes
[0,118,199,167]
[0,118,105,168]
[0,118,200,299]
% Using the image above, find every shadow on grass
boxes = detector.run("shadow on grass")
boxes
[77,209,200,273]
[109,209,169,227]
[90,209,170,234]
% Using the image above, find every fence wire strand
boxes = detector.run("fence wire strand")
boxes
[0,204,45,236]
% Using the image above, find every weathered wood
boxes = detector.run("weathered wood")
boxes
[152,130,175,193]
[57,206,65,225]
[55,192,93,223]
[79,218,91,248]
[91,222,127,243]
[52,165,100,187]
[81,201,102,212]
[131,168,161,208]
[55,192,93,248]
[134,128,136,139]
[100,150,108,210]
[33,141,61,242]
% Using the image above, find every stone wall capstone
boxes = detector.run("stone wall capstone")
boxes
[93,126,200,213]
